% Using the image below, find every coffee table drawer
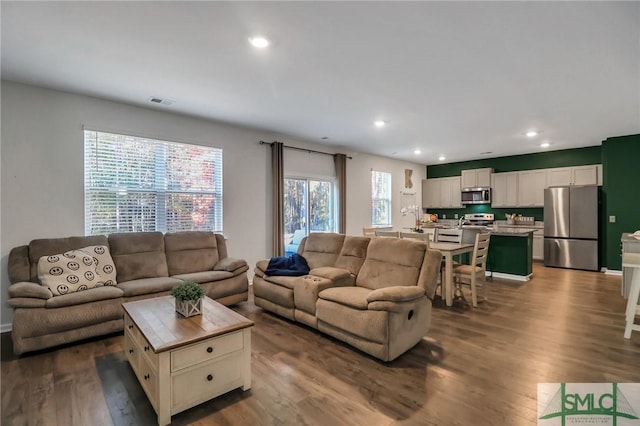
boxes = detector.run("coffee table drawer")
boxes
[171,331,243,372]
[171,353,243,413]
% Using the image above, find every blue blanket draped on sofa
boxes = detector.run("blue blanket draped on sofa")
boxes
[265,253,310,276]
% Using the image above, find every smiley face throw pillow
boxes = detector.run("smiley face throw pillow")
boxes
[37,245,117,296]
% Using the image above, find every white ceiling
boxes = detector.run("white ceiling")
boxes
[2,1,639,164]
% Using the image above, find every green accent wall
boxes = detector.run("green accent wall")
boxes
[602,134,640,270]
[427,146,602,178]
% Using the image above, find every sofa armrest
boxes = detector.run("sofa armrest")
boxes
[254,259,269,278]
[214,257,248,273]
[8,282,52,300]
[366,286,425,303]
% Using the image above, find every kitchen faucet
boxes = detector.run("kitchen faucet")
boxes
[458,216,465,227]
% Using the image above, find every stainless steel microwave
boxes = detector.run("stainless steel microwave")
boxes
[461,187,491,204]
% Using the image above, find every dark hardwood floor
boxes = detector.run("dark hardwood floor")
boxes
[2,263,639,425]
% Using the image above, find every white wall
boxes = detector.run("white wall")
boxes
[0,81,426,329]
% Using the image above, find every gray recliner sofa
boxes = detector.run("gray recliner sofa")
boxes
[253,233,441,361]
[7,231,249,355]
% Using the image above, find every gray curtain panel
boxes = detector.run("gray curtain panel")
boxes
[334,153,347,234]
[271,142,285,256]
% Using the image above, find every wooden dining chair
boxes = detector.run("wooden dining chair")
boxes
[362,227,378,237]
[452,233,491,307]
[375,230,400,238]
[400,232,430,246]
[434,228,463,243]
[432,228,464,300]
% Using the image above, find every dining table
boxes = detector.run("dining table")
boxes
[429,241,475,307]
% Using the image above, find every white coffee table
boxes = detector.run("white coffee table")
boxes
[122,296,254,426]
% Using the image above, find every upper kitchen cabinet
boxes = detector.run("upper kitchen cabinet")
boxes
[422,178,440,209]
[546,164,601,187]
[422,177,461,208]
[491,172,519,207]
[461,168,493,189]
[517,170,546,206]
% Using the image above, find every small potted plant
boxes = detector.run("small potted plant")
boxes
[170,281,206,317]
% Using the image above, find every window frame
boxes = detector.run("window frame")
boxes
[371,170,392,226]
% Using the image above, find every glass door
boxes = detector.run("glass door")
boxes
[284,178,334,254]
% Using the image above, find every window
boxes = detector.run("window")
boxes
[84,130,223,235]
[284,177,334,241]
[371,170,392,226]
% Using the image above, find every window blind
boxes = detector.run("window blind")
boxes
[84,130,223,235]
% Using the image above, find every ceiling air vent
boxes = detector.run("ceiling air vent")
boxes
[148,97,175,106]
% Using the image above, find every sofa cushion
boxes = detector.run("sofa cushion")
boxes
[172,270,233,284]
[300,233,345,269]
[262,275,300,290]
[334,236,370,275]
[309,267,351,281]
[117,277,183,297]
[109,232,168,282]
[45,286,124,308]
[366,286,425,303]
[318,286,371,310]
[164,231,219,276]
[356,238,426,290]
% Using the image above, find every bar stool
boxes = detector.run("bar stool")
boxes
[622,252,640,339]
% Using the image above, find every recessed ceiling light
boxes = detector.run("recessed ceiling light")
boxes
[540,142,550,148]
[248,36,269,48]
[526,130,539,138]
[414,149,422,155]
[374,120,386,128]
[438,155,446,161]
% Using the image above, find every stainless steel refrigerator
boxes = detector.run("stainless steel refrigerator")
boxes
[544,185,599,271]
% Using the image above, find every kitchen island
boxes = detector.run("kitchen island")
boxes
[486,229,534,281]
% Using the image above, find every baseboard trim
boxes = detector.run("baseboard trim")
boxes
[604,269,622,276]
[1,323,12,333]
[486,271,531,282]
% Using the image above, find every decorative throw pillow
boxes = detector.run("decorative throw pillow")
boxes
[37,245,117,296]
[80,245,118,286]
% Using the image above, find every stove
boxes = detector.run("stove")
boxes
[462,213,495,227]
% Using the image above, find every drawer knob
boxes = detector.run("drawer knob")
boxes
[129,349,134,354]
[144,345,150,351]
[144,374,150,380]
[207,374,213,382]
[207,347,213,353]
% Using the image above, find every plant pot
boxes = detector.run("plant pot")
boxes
[175,298,202,317]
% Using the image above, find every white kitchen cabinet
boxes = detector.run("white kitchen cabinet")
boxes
[546,165,600,187]
[491,172,519,207]
[517,170,546,207]
[422,177,460,208]
[422,179,440,209]
[533,233,544,260]
[461,168,493,189]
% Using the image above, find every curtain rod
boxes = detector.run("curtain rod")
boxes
[259,141,352,159]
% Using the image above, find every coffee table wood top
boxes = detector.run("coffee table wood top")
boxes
[122,296,254,353]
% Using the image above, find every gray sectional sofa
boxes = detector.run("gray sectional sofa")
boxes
[7,231,249,355]
[253,233,442,361]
